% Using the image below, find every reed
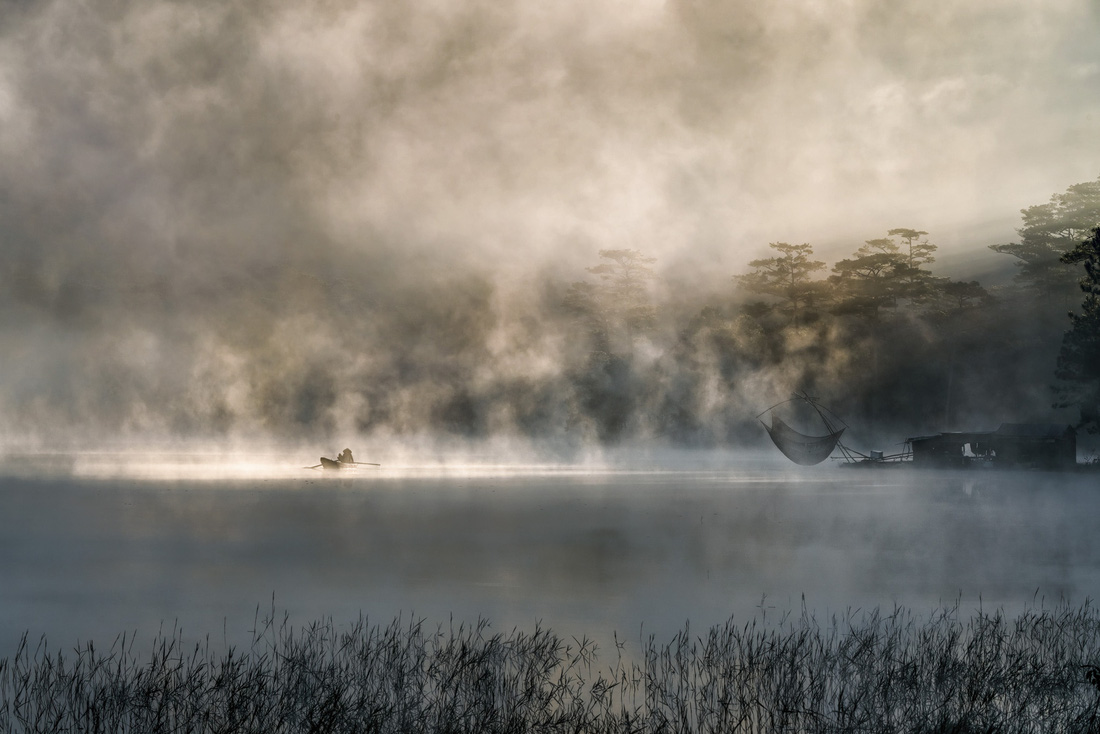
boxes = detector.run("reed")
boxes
[2,600,1100,733]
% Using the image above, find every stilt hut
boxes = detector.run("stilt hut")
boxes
[907,424,1076,469]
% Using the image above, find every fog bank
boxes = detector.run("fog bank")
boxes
[2,0,1098,446]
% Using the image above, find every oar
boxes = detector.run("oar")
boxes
[303,464,323,470]
[350,462,381,466]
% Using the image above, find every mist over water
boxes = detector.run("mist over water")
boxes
[2,460,1099,661]
[3,0,1100,682]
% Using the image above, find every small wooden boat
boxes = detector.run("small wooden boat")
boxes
[305,457,382,471]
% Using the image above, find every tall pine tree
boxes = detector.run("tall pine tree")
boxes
[1054,227,1100,432]
[735,242,825,325]
[991,177,1100,299]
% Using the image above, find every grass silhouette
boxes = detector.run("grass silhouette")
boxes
[3,600,1100,732]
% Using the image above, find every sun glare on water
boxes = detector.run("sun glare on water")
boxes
[0,446,796,482]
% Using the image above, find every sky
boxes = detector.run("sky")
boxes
[1,0,1099,446]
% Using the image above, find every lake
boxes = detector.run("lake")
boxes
[2,452,1098,661]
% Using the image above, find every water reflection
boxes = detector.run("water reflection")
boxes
[0,461,1097,661]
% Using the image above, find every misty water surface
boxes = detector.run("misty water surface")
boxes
[1,461,1098,660]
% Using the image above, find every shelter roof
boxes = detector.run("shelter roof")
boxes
[907,424,1075,443]
[994,423,1074,438]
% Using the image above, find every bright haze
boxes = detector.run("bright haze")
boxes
[1,0,1098,450]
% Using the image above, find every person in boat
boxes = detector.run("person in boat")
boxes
[337,448,354,464]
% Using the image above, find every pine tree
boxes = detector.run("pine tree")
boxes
[1054,227,1100,432]
[990,177,1100,299]
[828,238,907,318]
[888,228,939,301]
[565,249,657,357]
[734,242,825,324]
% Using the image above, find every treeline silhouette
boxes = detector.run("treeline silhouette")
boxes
[553,177,1100,447]
[3,178,1098,448]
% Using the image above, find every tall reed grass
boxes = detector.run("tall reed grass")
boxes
[2,600,1100,733]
